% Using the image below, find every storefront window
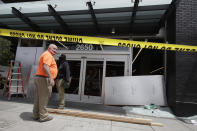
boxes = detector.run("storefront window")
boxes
[106,61,125,77]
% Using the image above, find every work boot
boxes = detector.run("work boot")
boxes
[39,116,53,122]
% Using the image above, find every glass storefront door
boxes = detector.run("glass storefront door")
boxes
[81,60,104,103]
[65,59,104,103]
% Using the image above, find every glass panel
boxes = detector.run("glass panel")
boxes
[37,23,59,27]
[0,18,22,23]
[96,12,131,18]
[29,16,55,21]
[106,61,125,77]
[9,25,30,28]
[135,19,159,23]
[67,22,94,26]
[139,0,172,6]
[61,14,91,19]
[65,60,81,94]
[136,10,165,16]
[99,21,130,25]
[84,61,103,96]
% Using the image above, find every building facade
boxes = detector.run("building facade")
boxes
[0,0,197,116]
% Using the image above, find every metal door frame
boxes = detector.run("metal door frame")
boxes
[80,58,105,103]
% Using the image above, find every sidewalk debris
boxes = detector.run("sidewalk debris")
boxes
[123,105,175,118]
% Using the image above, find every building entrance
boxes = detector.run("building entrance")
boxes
[53,50,132,104]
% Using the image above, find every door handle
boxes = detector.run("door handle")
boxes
[81,56,87,59]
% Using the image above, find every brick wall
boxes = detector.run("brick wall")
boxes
[171,0,197,116]
[176,0,197,100]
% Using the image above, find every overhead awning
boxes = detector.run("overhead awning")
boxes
[0,0,172,37]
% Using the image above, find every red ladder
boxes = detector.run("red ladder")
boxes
[2,60,25,100]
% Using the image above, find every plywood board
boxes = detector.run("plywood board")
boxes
[104,75,167,106]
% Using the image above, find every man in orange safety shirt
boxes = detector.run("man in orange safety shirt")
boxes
[33,44,58,122]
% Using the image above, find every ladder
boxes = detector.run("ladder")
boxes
[2,60,25,100]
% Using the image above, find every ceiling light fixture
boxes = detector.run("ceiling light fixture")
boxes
[111,27,115,34]
[131,0,142,3]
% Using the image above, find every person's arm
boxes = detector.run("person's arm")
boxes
[43,63,55,86]
[66,62,70,82]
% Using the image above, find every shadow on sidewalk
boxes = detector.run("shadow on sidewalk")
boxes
[20,112,35,122]
[0,89,126,116]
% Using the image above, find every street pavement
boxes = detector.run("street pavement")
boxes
[0,94,196,131]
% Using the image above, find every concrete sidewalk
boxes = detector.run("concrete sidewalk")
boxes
[0,96,196,131]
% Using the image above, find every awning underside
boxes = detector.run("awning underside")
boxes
[0,0,173,37]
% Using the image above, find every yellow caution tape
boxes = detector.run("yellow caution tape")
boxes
[0,28,197,52]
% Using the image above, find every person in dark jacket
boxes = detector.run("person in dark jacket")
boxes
[56,54,70,109]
